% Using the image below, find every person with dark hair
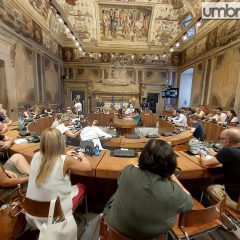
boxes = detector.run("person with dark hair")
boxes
[198,128,240,211]
[225,110,239,125]
[117,108,124,119]
[212,107,227,123]
[189,115,205,141]
[171,109,187,126]
[104,140,193,239]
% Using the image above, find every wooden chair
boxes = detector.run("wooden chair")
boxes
[18,189,63,221]
[207,191,240,222]
[99,214,166,240]
[173,198,226,240]
[18,187,88,227]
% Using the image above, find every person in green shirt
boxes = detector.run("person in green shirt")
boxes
[104,139,193,240]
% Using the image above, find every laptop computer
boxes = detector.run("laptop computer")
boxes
[113,149,136,157]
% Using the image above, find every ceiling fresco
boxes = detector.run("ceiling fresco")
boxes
[54,0,202,53]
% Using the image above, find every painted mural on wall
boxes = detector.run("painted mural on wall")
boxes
[181,20,240,64]
[99,5,151,42]
[0,0,32,38]
[0,0,62,59]
[29,0,50,19]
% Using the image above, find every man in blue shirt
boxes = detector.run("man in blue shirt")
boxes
[189,115,205,141]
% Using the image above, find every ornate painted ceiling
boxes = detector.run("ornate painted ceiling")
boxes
[53,0,203,54]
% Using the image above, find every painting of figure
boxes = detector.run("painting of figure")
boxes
[29,0,50,19]
[99,4,152,42]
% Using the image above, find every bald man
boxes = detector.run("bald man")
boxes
[198,127,240,211]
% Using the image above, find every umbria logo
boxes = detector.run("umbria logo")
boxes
[202,2,240,19]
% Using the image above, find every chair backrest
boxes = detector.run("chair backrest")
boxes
[99,214,129,240]
[18,189,63,219]
[99,214,165,240]
[179,197,226,229]
[237,195,240,210]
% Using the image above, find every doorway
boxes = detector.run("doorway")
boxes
[178,68,194,108]
[147,93,159,113]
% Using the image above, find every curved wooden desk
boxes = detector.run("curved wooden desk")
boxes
[159,119,175,132]
[159,132,192,145]
[111,117,137,135]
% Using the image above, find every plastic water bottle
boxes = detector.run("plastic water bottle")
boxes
[18,113,24,130]
[95,144,100,157]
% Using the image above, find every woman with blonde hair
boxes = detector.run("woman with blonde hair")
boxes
[26,128,91,228]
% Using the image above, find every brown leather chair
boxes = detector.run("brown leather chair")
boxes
[99,214,166,240]
[18,187,88,226]
[18,189,63,220]
[176,198,226,240]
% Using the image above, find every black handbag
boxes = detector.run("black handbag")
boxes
[80,140,96,156]
[19,131,31,137]
[27,135,40,143]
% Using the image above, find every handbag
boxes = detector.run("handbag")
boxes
[38,198,77,240]
[0,188,27,240]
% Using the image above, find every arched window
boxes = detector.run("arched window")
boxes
[182,15,195,38]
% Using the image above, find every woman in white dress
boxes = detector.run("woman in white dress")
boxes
[26,128,91,228]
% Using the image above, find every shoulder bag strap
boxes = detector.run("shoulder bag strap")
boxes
[47,198,57,226]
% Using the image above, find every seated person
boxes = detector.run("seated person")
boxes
[56,114,80,140]
[188,115,205,141]
[45,103,53,114]
[80,120,112,150]
[0,121,8,134]
[198,127,240,211]
[117,108,125,119]
[171,109,187,126]
[23,104,35,119]
[195,105,210,119]
[125,103,135,116]
[104,140,193,239]
[110,102,115,110]
[211,107,227,123]
[51,113,63,128]
[0,153,29,204]
[225,110,239,125]
[0,104,12,126]
[0,129,14,151]
[26,128,91,229]
[132,108,141,124]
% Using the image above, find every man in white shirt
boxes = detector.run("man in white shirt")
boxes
[80,120,112,150]
[74,98,82,115]
[56,114,80,140]
[212,107,227,123]
[171,109,187,126]
[125,103,135,116]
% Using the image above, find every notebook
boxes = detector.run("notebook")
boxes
[113,149,136,157]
